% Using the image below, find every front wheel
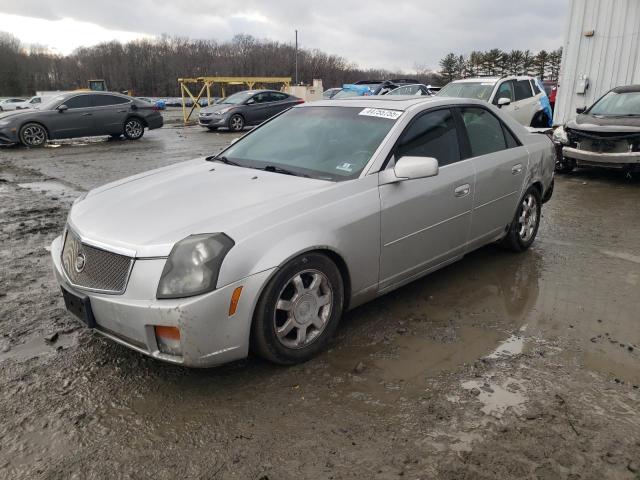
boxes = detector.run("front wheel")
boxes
[251,253,344,365]
[502,187,542,252]
[19,123,48,147]
[123,118,145,140]
[228,114,244,132]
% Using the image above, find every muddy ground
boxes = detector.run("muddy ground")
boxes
[1,121,639,480]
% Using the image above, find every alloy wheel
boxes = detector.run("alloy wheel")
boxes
[230,115,243,131]
[518,193,538,242]
[273,269,333,349]
[125,119,143,139]
[22,125,46,146]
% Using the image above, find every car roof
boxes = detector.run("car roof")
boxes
[451,75,535,84]
[612,84,640,93]
[302,95,489,111]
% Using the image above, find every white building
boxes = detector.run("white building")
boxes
[554,0,640,125]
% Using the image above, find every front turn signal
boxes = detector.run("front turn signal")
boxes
[229,286,243,316]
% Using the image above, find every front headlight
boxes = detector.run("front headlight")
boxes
[157,233,234,299]
[214,108,231,115]
[552,125,569,144]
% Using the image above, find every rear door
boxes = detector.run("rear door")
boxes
[512,79,537,125]
[91,94,133,134]
[269,92,298,115]
[46,94,95,139]
[378,108,475,292]
[458,106,528,248]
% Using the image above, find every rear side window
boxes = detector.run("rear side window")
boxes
[270,92,289,101]
[396,109,460,166]
[92,95,130,107]
[64,95,91,109]
[493,81,514,104]
[514,80,533,101]
[530,79,542,95]
[460,107,508,157]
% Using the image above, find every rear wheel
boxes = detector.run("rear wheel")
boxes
[502,187,541,252]
[19,123,48,147]
[531,111,550,128]
[123,118,145,140]
[228,114,244,132]
[251,253,344,365]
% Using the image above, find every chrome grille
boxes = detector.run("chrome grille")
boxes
[61,229,133,294]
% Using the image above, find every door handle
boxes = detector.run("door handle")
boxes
[512,164,523,174]
[454,184,470,197]
[81,113,92,116]
[117,110,128,113]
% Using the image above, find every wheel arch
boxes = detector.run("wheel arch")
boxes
[125,114,147,128]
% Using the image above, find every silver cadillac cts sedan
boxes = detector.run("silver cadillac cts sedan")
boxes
[51,96,555,367]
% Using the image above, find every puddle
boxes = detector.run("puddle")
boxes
[461,378,527,418]
[0,333,77,363]
[17,180,81,199]
[486,326,527,359]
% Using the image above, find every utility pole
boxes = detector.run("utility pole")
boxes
[295,29,298,85]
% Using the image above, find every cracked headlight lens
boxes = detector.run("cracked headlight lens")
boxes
[157,233,234,299]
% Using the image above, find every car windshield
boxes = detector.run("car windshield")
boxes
[220,106,400,181]
[387,85,422,96]
[221,92,253,105]
[438,82,495,101]
[588,91,640,116]
[38,95,66,110]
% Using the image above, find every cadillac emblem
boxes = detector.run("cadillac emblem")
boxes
[74,253,86,273]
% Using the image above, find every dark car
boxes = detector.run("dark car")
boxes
[554,84,640,173]
[198,90,303,132]
[0,91,163,147]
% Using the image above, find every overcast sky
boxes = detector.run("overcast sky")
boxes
[1,0,569,71]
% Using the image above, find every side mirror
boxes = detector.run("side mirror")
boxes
[497,97,511,108]
[246,99,256,105]
[576,107,586,114]
[393,156,439,181]
[57,104,68,112]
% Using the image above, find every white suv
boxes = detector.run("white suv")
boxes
[438,76,551,127]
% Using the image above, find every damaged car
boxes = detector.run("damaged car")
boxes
[554,84,640,173]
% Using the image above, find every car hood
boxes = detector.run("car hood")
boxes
[68,159,332,257]
[567,114,640,133]
[200,103,238,114]
[0,109,36,121]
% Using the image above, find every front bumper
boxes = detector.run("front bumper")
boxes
[51,235,275,367]
[563,146,640,166]
[198,115,227,128]
[0,126,18,144]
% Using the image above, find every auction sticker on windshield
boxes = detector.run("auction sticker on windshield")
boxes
[358,108,403,120]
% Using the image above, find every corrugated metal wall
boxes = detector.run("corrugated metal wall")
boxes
[554,0,640,125]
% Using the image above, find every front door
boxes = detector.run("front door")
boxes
[458,106,528,247]
[379,108,474,292]
[46,94,96,139]
[244,92,276,125]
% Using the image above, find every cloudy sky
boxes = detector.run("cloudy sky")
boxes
[1,0,569,71]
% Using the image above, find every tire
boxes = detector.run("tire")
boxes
[123,117,145,140]
[228,114,244,132]
[531,111,550,128]
[502,187,542,252]
[555,156,575,173]
[251,253,345,365]
[19,122,48,147]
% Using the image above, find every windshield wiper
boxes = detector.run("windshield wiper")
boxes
[263,165,309,178]
[206,155,241,166]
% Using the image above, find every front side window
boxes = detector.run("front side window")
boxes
[92,95,130,107]
[221,106,399,181]
[493,81,514,104]
[396,109,460,166]
[514,80,533,101]
[460,107,508,157]
[64,95,91,109]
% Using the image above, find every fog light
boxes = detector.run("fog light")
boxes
[154,326,182,356]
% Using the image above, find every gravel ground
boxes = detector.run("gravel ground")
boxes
[1,122,639,480]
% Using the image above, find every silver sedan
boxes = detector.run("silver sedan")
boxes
[51,96,555,367]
